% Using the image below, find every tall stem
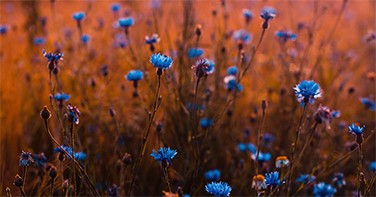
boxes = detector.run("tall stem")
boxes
[357,143,363,197]
[70,123,76,196]
[22,167,28,196]
[163,166,172,193]
[255,103,267,176]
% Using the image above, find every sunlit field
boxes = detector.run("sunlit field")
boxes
[0,0,375,196]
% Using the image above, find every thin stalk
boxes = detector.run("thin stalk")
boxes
[255,104,267,176]
[70,123,76,196]
[365,170,376,196]
[22,167,28,197]
[124,28,138,62]
[357,143,363,197]
[50,178,54,197]
[163,166,172,193]
[296,121,319,167]
[19,187,26,197]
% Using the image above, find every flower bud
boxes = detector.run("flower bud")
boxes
[40,106,51,120]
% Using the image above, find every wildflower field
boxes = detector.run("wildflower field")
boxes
[1,0,375,196]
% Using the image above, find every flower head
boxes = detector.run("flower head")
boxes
[118,17,134,28]
[252,152,271,162]
[315,106,333,128]
[360,97,375,111]
[233,29,252,44]
[238,143,247,152]
[205,169,221,181]
[205,181,232,197]
[192,58,215,78]
[224,75,243,92]
[34,37,46,45]
[125,70,144,81]
[72,12,86,21]
[369,161,376,172]
[150,53,173,70]
[260,6,277,21]
[200,117,213,129]
[111,3,121,12]
[43,49,64,62]
[294,80,321,105]
[252,175,267,189]
[243,9,253,23]
[275,156,290,168]
[19,151,34,167]
[265,171,281,187]
[54,145,73,156]
[297,174,315,184]
[188,48,204,58]
[81,34,90,44]
[108,184,120,197]
[66,104,81,125]
[145,34,160,45]
[247,143,257,154]
[275,30,297,42]
[348,123,365,136]
[53,93,71,102]
[0,25,9,35]
[33,153,47,168]
[331,173,346,188]
[150,147,177,165]
[74,152,87,161]
[313,182,337,197]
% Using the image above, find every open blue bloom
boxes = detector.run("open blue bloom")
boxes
[200,118,213,129]
[111,3,121,12]
[238,143,247,152]
[233,29,252,44]
[205,181,232,197]
[54,145,73,156]
[369,161,376,171]
[74,152,87,161]
[19,151,34,167]
[224,76,243,92]
[0,25,8,35]
[252,152,271,162]
[54,93,71,102]
[126,70,143,81]
[145,34,160,44]
[294,80,321,105]
[275,30,297,42]
[118,17,134,28]
[205,169,221,181]
[81,34,90,44]
[331,173,346,188]
[34,37,46,45]
[243,9,253,21]
[108,184,119,197]
[150,147,177,164]
[227,66,238,75]
[33,153,47,168]
[260,6,277,21]
[72,12,86,21]
[348,123,365,136]
[297,174,315,184]
[246,143,257,154]
[43,50,64,62]
[265,171,281,187]
[313,182,337,197]
[67,104,81,125]
[150,53,173,70]
[360,97,375,111]
[188,48,204,58]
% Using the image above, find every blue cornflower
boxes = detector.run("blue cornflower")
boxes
[54,145,73,156]
[108,184,119,197]
[19,151,34,167]
[118,17,134,28]
[192,58,215,78]
[331,173,346,188]
[205,169,221,181]
[297,174,315,184]
[145,34,160,44]
[205,181,232,197]
[238,143,247,152]
[200,118,213,129]
[360,97,375,111]
[348,123,365,136]
[0,25,8,35]
[125,70,143,81]
[275,30,297,42]
[188,48,204,58]
[294,80,321,105]
[263,133,274,146]
[53,92,71,102]
[72,12,86,21]
[252,152,271,162]
[42,50,64,62]
[246,143,257,154]
[331,110,341,118]
[313,182,337,197]
[150,53,173,70]
[243,9,253,22]
[226,66,238,75]
[34,37,45,45]
[150,147,177,165]
[369,161,376,171]
[233,29,252,44]
[224,76,243,92]
[33,153,47,168]
[74,152,87,161]
[111,3,121,12]
[81,34,90,44]
[265,171,281,187]
[66,104,81,125]
[260,6,277,21]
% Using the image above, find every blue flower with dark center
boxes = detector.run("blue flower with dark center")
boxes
[74,152,87,161]
[233,29,252,44]
[111,3,121,12]
[54,145,73,156]
[252,152,271,162]
[34,37,45,45]
[200,118,213,129]
[294,80,321,105]
[125,70,143,81]
[108,184,119,197]
[118,17,134,28]
[150,53,173,70]
[360,97,375,111]
[19,151,34,167]
[33,153,47,168]
[43,50,64,62]
[53,93,71,102]
[224,76,243,92]
[0,25,8,35]
[205,169,221,181]
[72,12,86,21]
[275,30,297,42]
[243,9,253,22]
[188,48,204,58]
[227,66,238,75]
[150,147,177,164]
[205,181,232,197]
[145,34,160,44]
[369,161,376,171]
[260,6,277,21]
[348,123,365,136]
[265,171,281,187]
[313,182,337,197]
[297,174,315,184]
[331,173,346,188]
[81,34,90,44]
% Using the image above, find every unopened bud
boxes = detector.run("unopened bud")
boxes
[40,106,51,120]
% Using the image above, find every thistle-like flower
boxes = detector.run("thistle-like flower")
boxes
[205,181,232,197]
[19,151,34,167]
[313,182,337,197]
[42,49,64,72]
[66,104,81,125]
[192,58,215,78]
[260,6,277,29]
[294,80,321,106]
[205,169,221,181]
[265,171,281,187]
[348,123,365,144]
[150,147,177,167]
